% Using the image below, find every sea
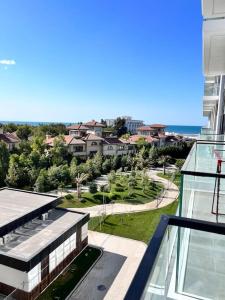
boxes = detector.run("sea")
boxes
[0,121,202,136]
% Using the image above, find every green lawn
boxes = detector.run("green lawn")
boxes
[157,172,181,188]
[59,175,163,209]
[89,201,178,244]
[38,246,102,300]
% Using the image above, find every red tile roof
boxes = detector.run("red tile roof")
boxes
[83,120,105,127]
[137,126,154,131]
[0,132,20,144]
[67,124,89,130]
[45,135,81,146]
[149,124,166,128]
[82,133,103,141]
[103,137,124,145]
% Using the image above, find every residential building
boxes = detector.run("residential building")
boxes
[105,119,115,127]
[102,137,135,156]
[66,124,89,137]
[45,135,87,158]
[0,188,89,300]
[137,124,166,136]
[45,133,135,158]
[83,120,105,137]
[128,135,160,147]
[125,2,225,299]
[122,116,144,134]
[82,133,103,156]
[0,128,20,151]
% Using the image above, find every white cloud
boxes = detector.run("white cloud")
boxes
[0,59,16,65]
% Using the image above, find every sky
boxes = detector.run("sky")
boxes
[0,0,204,125]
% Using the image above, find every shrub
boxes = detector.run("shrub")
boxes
[114,186,124,192]
[89,182,98,194]
[64,194,74,200]
[175,159,185,170]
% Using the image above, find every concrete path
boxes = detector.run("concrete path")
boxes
[69,231,147,300]
[68,170,179,217]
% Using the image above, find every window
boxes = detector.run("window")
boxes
[118,145,124,150]
[108,145,113,150]
[74,146,83,152]
[91,142,97,146]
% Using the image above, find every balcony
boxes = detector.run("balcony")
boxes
[125,215,225,300]
[204,81,220,97]
[181,140,225,223]
[202,0,225,19]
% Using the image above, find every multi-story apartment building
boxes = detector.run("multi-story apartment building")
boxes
[0,188,89,300]
[125,2,225,299]
[122,116,144,134]
[105,116,144,134]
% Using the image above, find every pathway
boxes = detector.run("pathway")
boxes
[68,170,179,217]
[68,231,147,300]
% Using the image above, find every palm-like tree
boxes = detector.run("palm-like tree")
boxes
[158,155,171,175]
[74,173,89,201]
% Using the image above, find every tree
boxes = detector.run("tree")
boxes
[114,117,127,137]
[6,154,30,188]
[175,159,185,170]
[149,146,159,166]
[141,170,150,193]
[34,169,50,192]
[74,173,89,201]
[70,157,78,178]
[108,170,116,189]
[0,142,9,186]
[16,125,32,140]
[102,158,111,174]
[48,164,71,189]
[92,152,103,177]
[50,135,68,166]
[89,182,98,194]
[128,175,136,196]
[158,155,171,175]
[3,123,18,133]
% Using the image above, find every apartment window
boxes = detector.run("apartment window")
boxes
[108,145,113,150]
[118,146,124,150]
[91,142,97,146]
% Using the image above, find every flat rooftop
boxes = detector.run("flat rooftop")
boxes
[0,188,58,227]
[0,208,84,261]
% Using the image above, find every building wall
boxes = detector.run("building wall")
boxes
[68,144,86,157]
[0,264,29,292]
[103,145,117,156]
[87,127,103,137]
[81,223,88,241]
[86,140,102,155]
[49,232,76,273]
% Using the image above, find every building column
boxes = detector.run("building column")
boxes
[215,75,225,134]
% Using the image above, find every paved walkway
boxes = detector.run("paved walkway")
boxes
[69,231,147,300]
[69,170,179,217]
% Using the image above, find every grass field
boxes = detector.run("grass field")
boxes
[157,172,181,187]
[89,201,178,244]
[59,175,163,209]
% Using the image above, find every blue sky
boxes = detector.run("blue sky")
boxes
[0,0,204,125]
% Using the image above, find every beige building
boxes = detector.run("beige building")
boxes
[0,128,20,151]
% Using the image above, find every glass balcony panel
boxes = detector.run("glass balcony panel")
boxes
[137,221,225,300]
[182,141,225,175]
[204,82,220,96]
